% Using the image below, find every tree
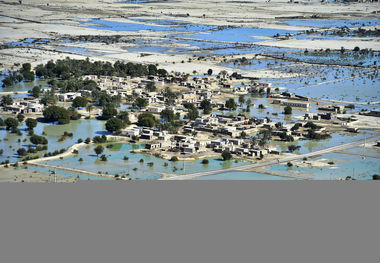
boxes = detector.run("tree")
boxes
[85,137,91,144]
[30,134,48,145]
[160,108,175,122]
[72,96,88,108]
[17,148,27,157]
[4,117,18,131]
[17,113,25,123]
[201,159,209,164]
[200,99,212,114]
[304,121,317,130]
[43,106,71,124]
[117,111,130,126]
[373,174,380,180]
[239,95,245,105]
[31,86,41,98]
[221,150,232,161]
[25,118,37,130]
[163,87,178,105]
[207,68,213,75]
[146,82,156,92]
[105,117,124,133]
[291,123,300,131]
[187,108,199,120]
[94,145,104,157]
[101,105,117,120]
[138,113,155,128]
[86,103,93,117]
[284,106,292,115]
[0,118,4,127]
[1,95,13,106]
[225,98,237,110]
[134,97,148,108]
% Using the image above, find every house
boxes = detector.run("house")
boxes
[145,143,161,150]
[281,101,309,108]
[57,92,81,102]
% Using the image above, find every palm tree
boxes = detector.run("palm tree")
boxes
[86,104,93,118]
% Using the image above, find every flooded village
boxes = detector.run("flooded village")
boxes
[0,0,379,181]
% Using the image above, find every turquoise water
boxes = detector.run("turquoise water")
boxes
[262,152,380,180]
[0,118,106,163]
[193,171,299,180]
[0,74,50,93]
[283,19,380,28]
[179,27,298,43]
[261,65,379,103]
[38,142,249,180]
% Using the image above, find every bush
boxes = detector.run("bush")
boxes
[100,155,107,162]
[170,156,179,162]
[372,174,380,180]
[17,148,27,157]
[201,159,209,164]
[287,162,293,167]
[30,134,48,145]
[85,137,91,144]
[77,138,83,143]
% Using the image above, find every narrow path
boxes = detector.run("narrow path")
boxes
[27,162,116,180]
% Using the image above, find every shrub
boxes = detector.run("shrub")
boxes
[221,150,232,161]
[201,159,209,164]
[170,156,179,162]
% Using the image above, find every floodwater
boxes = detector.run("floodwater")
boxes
[38,142,249,180]
[282,19,380,28]
[0,117,106,164]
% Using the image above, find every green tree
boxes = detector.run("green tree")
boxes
[373,174,380,180]
[1,95,13,106]
[221,150,232,161]
[31,86,41,98]
[225,98,237,110]
[4,117,18,131]
[284,106,292,115]
[117,111,130,126]
[138,113,155,128]
[101,105,117,120]
[72,96,88,108]
[17,113,25,123]
[94,145,104,157]
[200,99,212,114]
[30,134,48,145]
[160,108,175,122]
[105,117,124,133]
[163,87,178,105]
[43,106,71,124]
[187,108,199,120]
[135,97,148,108]
[86,104,93,118]
[207,68,213,75]
[17,148,27,157]
[0,118,4,127]
[146,82,156,92]
[238,95,245,105]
